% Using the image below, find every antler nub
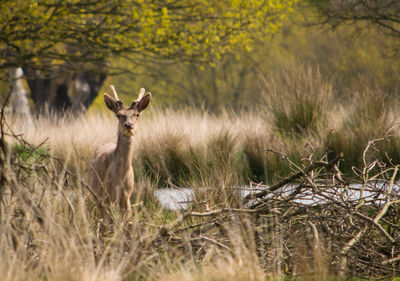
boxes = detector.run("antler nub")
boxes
[137,88,145,101]
[110,85,119,101]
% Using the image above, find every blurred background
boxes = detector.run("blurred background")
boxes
[1,0,399,114]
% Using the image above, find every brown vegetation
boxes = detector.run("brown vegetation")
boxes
[2,67,400,280]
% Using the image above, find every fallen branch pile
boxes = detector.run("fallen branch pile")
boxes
[152,141,400,278]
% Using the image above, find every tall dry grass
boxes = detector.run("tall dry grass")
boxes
[2,65,400,280]
[7,66,400,185]
[261,65,334,136]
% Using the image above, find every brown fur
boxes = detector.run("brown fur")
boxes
[91,87,151,217]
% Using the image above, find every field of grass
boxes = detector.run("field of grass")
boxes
[2,66,400,280]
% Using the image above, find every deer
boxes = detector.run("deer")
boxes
[91,85,151,220]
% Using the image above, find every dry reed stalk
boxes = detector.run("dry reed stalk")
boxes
[2,97,400,280]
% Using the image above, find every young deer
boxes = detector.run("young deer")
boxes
[91,85,151,218]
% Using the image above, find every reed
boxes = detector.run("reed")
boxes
[3,65,400,280]
[261,65,334,137]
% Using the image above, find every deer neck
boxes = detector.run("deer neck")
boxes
[114,133,134,169]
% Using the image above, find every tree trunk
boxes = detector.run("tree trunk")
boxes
[23,68,106,115]
[9,68,33,127]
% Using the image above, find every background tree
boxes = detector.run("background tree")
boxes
[0,0,296,114]
[102,7,400,111]
[306,0,400,52]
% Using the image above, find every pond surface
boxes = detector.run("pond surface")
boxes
[154,181,400,210]
[154,188,194,210]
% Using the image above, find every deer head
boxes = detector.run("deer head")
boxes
[104,85,151,136]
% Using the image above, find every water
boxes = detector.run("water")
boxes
[154,181,400,210]
[154,188,194,210]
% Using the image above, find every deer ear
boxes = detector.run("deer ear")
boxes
[129,100,138,109]
[104,94,122,113]
[137,93,151,112]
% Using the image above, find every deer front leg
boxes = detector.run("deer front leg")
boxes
[119,178,133,218]
[117,188,132,221]
[124,193,132,219]
[120,170,134,219]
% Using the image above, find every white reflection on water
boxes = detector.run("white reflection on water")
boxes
[154,188,194,210]
[154,181,400,210]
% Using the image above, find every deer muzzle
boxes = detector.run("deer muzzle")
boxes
[124,122,134,129]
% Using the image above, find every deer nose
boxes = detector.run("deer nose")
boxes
[124,122,134,129]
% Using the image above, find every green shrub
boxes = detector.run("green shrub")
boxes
[262,65,333,136]
[326,80,398,174]
[242,134,268,183]
[135,133,191,187]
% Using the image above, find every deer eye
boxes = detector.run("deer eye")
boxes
[116,113,122,118]
[135,113,140,117]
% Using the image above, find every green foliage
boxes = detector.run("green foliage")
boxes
[106,5,400,111]
[12,143,47,163]
[0,0,296,73]
[307,0,400,49]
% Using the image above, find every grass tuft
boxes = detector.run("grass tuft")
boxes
[262,65,334,137]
